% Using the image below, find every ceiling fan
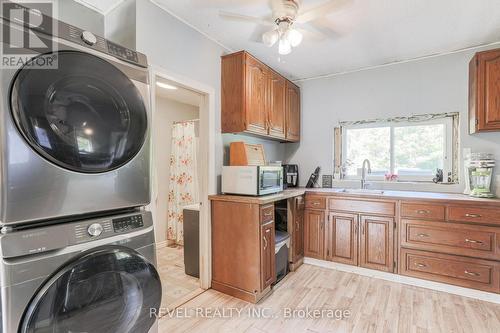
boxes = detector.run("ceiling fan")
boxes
[219,0,347,55]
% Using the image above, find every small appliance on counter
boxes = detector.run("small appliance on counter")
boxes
[466,153,496,198]
[282,164,299,188]
[222,165,283,196]
[306,166,321,188]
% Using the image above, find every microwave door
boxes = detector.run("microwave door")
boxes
[259,168,283,195]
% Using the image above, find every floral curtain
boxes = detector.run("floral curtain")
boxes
[167,121,199,244]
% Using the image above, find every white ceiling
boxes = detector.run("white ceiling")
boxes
[151,0,500,81]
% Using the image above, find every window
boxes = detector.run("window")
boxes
[336,114,458,183]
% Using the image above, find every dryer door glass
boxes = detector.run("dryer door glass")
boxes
[19,246,162,333]
[10,51,148,173]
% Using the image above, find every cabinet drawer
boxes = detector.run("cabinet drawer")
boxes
[329,198,395,216]
[260,204,274,224]
[401,203,445,221]
[448,206,500,226]
[401,219,500,260]
[305,195,326,210]
[400,249,500,293]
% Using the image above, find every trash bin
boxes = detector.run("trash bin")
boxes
[275,230,290,283]
[183,203,200,278]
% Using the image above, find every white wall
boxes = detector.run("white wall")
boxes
[105,0,136,48]
[153,96,199,243]
[286,46,500,193]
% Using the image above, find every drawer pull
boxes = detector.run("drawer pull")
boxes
[417,210,431,214]
[465,238,483,244]
[312,202,321,206]
[415,263,427,268]
[417,233,430,238]
[465,213,482,218]
[464,270,481,277]
[264,212,273,217]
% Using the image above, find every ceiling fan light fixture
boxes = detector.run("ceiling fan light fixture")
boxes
[262,29,279,47]
[286,28,303,47]
[278,36,292,55]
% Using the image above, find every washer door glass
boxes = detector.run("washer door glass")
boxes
[10,51,148,173]
[19,246,161,333]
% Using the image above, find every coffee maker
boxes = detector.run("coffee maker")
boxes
[283,164,299,188]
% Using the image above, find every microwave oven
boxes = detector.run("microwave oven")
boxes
[222,166,283,196]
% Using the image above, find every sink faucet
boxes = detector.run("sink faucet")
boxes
[361,159,372,189]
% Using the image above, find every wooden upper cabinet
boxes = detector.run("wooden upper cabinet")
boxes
[359,215,394,272]
[286,81,300,142]
[221,51,300,142]
[246,56,268,135]
[469,48,500,133]
[268,71,286,139]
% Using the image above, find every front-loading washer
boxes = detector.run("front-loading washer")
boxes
[0,210,161,333]
[1,5,151,227]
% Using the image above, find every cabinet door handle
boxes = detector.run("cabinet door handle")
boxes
[464,270,481,277]
[465,238,483,244]
[296,221,299,231]
[361,223,365,235]
[465,213,482,218]
[417,233,430,238]
[417,210,431,214]
[263,236,268,250]
[415,263,427,268]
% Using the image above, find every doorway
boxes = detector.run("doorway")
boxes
[150,71,213,311]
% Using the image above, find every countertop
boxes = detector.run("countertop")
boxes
[209,187,500,206]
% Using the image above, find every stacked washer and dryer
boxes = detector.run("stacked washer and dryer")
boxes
[0,6,161,333]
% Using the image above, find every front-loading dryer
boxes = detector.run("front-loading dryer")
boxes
[0,7,151,226]
[0,210,161,333]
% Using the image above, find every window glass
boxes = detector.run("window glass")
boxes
[344,127,390,176]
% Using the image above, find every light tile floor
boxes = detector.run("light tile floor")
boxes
[156,245,201,310]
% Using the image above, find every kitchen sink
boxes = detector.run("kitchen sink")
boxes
[337,188,385,195]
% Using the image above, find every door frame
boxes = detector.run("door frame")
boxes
[148,64,216,290]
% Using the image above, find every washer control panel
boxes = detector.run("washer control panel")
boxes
[112,214,144,233]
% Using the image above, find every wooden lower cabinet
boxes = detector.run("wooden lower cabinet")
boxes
[359,215,395,272]
[325,212,358,265]
[400,248,500,293]
[291,196,305,263]
[304,209,325,259]
[261,221,276,289]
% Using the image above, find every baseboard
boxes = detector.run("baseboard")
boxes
[304,257,500,304]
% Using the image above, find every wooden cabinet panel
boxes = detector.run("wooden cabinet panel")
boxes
[401,219,500,261]
[305,195,327,210]
[401,202,445,221]
[448,206,500,226]
[268,71,286,139]
[359,215,394,272]
[304,209,325,259]
[326,212,358,265]
[246,56,268,135]
[260,204,274,224]
[261,221,276,289]
[286,81,300,142]
[328,198,395,216]
[400,248,500,293]
[470,48,500,133]
[292,196,305,261]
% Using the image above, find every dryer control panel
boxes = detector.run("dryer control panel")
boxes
[112,215,144,233]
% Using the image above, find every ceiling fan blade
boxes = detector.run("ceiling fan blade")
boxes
[296,27,327,42]
[219,11,273,25]
[296,0,350,24]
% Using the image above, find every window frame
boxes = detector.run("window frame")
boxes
[337,114,457,183]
